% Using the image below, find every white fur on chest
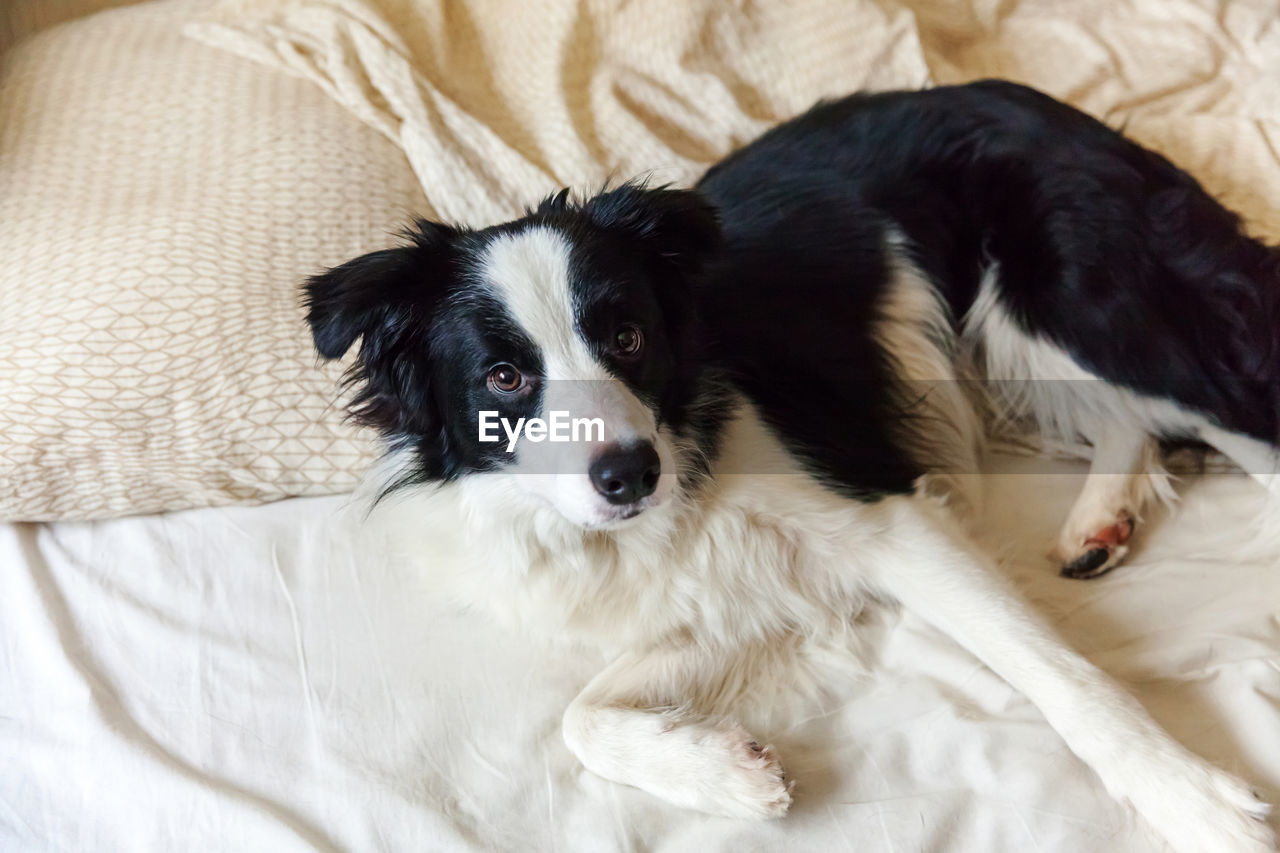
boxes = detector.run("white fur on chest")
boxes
[375,401,887,653]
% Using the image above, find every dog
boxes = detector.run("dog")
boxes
[304,80,1279,850]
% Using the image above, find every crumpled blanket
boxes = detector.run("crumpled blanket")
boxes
[188,0,930,224]
[187,0,1280,240]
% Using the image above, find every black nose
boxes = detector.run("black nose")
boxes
[589,442,661,505]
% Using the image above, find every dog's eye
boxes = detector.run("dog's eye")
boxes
[488,363,525,394]
[612,324,644,358]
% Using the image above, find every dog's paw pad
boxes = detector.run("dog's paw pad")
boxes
[1057,512,1134,579]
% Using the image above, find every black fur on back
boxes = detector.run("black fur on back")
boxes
[698,79,1280,444]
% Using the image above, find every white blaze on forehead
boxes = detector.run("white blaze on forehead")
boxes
[479,226,606,381]
[478,223,659,490]
[475,227,673,527]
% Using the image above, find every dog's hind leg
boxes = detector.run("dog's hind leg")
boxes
[875,244,986,521]
[1194,423,1280,556]
[1054,425,1170,579]
[1199,423,1280,497]
[864,493,1274,853]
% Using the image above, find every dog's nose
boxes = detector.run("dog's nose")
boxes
[589,441,661,505]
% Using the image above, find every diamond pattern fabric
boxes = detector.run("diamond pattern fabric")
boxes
[0,0,426,519]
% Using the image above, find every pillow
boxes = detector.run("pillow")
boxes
[0,0,427,520]
[0,0,145,55]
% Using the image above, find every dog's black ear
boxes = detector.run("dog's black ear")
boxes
[303,220,459,360]
[578,184,723,275]
[302,220,461,447]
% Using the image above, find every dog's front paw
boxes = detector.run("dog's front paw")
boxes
[681,724,793,820]
[1122,758,1275,852]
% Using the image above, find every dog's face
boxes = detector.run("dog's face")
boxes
[305,185,722,529]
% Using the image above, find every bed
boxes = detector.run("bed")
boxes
[5,458,1278,851]
[2,1,1278,851]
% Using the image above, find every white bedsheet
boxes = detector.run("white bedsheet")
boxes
[3,455,1278,852]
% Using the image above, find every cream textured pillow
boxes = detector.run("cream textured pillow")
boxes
[0,0,427,520]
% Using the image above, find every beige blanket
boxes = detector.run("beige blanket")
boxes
[188,0,1280,237]
[190,0,933,224]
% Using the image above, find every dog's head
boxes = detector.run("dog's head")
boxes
[304,184,722,529]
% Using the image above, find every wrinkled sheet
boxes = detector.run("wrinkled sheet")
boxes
[186,0,1280,239]
[3,456,1278,852]
[188,0,933,225]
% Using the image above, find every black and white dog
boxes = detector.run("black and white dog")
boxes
[305,80,1279,850]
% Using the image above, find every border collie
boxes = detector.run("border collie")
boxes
[304,80,1278,850]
